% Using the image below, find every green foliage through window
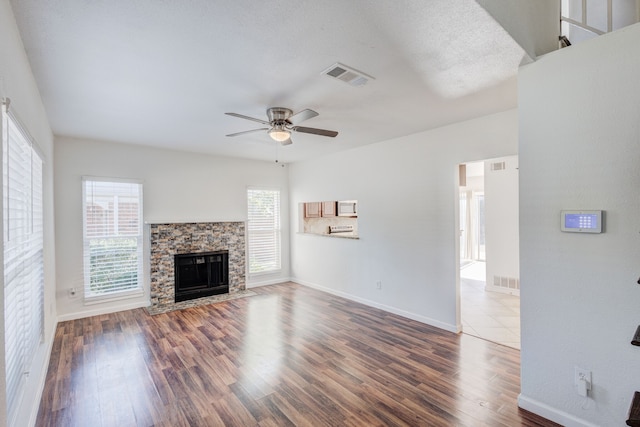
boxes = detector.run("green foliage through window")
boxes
[83,180,143,298]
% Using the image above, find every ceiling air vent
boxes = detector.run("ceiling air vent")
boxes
[322,63,374,87]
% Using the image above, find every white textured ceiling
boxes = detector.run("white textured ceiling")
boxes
[9,0,553,163]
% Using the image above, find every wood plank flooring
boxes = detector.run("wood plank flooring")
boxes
[36,282,558,427]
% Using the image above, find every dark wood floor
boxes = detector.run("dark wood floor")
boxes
[36,282,558,427]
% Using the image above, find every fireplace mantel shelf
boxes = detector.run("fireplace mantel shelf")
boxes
[145,219,247,225]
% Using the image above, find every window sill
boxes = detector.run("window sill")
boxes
[297,232,359,240]
[84,288,144,306]
[249,269,282,278]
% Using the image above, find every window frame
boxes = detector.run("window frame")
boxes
[82,176,144,303]
[2,101,45,427]
[247,187,282,276]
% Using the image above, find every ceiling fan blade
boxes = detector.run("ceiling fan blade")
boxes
[225,112,270,126]
[288,109,319,125]
[280,138,293,146]
[226,128,269,137]
[292,126,338,138]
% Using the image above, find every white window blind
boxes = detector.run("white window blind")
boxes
[82,179,143,300]
[247,188,281,275]
[2,103,44,426]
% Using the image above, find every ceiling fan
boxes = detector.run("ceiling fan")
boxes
[225,107,338,145]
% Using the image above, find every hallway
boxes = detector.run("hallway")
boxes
[460,261,520,349]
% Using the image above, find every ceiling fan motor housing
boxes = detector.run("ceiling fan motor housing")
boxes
[267,107,293,125]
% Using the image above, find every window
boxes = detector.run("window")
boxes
[247,188,281,275]
[2,102,44,425]
[82,178,143,300]
[560,0,637,46]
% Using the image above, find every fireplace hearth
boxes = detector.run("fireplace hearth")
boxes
[175,251,229,302]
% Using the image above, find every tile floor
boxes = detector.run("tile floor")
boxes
[460,261,521,349]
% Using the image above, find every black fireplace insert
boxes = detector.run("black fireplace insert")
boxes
[174,250,229,302]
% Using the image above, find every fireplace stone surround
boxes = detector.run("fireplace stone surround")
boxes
[147,221,251,314]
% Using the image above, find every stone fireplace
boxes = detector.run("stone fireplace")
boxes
[147,221,250,314]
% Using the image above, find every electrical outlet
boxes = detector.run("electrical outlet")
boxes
[574,366,591,397]
[376,281,382,290]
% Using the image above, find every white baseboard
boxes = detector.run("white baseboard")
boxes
[27,318,58,427]
[485,284,520,296]
[247,276,292,288]
[518,394,600,427]
[57,300,150,322]
[292,279,458,333]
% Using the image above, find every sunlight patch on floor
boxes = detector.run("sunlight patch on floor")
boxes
[460,261,520,349]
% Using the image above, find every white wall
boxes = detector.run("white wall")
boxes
[518,23,640,426]
[484,155,520,294]
[289,109,518,332]
[477,0,559,58]
[55,137,290,320]
[0,1,57,426]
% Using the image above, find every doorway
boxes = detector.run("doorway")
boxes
[457,158,520,349]
[460,187,485,263]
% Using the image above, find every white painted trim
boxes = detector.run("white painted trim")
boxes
[518,394,600,427]
[27,319,58,427]
[293,279,458,333]
[83,289,145,305]
[247,276,292,288]
[81,175,143,185]
[484,284,520,297]
[57,300,149,322]
[560,17,606,36]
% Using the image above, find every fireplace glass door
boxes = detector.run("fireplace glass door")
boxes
[174,251,229,302]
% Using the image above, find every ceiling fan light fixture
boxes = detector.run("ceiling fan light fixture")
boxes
[269,128,290,142]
